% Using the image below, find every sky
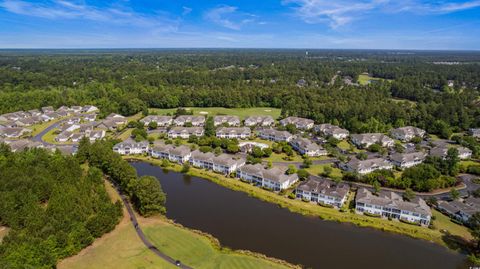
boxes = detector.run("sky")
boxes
[0,0,479,50]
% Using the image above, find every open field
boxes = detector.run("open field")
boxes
[358,74,392,86]
[59,180,294,269]
[264,152,304,163]
[149,107,282,120]
[128,156,473,250]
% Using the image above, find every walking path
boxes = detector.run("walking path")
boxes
[112,183,192,269]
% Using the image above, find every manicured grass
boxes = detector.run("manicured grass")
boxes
[42,128,59,144]
[264,152,303,163]
[28,117,64,136]
[59,180,295,269]
[116,128,133,141]
[149,107,281,120]
[358,74,392,86]
[460,160,480,168]
[129,156,473,250]
[143,218,294,269]
[337,140,362,153]
[432,210,473,241]
[305,164,342,179]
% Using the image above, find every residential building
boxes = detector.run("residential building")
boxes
[258,128,293,142]
[214,115,241,126]
[190,150,245,174]
[355,188,431,226]
[430,146,472,160]
[55,131,73,142]
[106,113,125,120]
[83,114,97,122]
[41,106,54,114]
[237,164,298,191]
[216,127,251,139]
[27,109,42,117]
[59,124,80,133]
[174,115,205,126]
[67,117,81,125]
[70,106,83,113]
[340,158,393,174]
[82,105,99,113]
[296,177,349,207]
[113,138,149,155]
[0,127,32,138]
[2,139,44,152]
[71,133,85,143]
[389,152,426,169]
[314,124,349,140]
[350,133,394,148]
[390,126,426,142]
[469,128,480,138]
[140,115,173,127]
[87,130,106,141]
[149,143,192,163]
[244,116,274,127]
[279,117,314,130]
[437,199,479,223]
[168,127,204,139]
[289,136,327,157]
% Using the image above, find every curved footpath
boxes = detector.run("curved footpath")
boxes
[111,183,193,269]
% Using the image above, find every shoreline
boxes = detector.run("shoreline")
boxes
[126,156,473,254]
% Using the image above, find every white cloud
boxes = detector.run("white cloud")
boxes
[182,6,192,16]
[204,5,256,30]
[0,0,179,29]
[283,0,480,29]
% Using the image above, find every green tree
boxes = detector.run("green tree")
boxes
[450,188,460,200]
[403,188,415,201]
[133,176,167,216]
[286,164,297,175]
[204,116,215,137]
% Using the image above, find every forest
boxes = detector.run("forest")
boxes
[0,49,479,135]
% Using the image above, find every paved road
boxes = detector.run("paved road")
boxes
[31,120,65,146]
[263,158,337,168]
[112,183,192,269]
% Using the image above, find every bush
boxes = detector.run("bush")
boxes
[288,192,296,199]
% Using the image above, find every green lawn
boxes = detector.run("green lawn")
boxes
[357,74,392,86]
[433,210,473,241]
[144,220,294,269]
[264,152,304,163]
[305,164,342,179]
[116,128,133,141]
[28,117,65,136]
[149,107,281,120]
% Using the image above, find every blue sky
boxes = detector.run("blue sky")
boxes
[0,0,479,49]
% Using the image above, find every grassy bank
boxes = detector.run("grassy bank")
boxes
[59,180,296,269]
[149,107,281,120]
[128,156,473,250]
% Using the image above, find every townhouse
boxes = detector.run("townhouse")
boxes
[55,131,73,142]
[237,164,298,191]
[1,139,44,152]
[168,127,204,139]
[174,115,205,126]
[390,126,426,142]
[314,124,349,140]
[340,157,393,174]
[389,152,426,169]
[216,127,251,139]
[190,150,245,174]
[350,133,394,148]
[355,188,432,226]
[296,177,349,208]
[214,115,241,127]
[82,105,99,113]
[437,197,480,223]
[149,143,192,163]
[430,146,472,160]
[0,127,32,138]
[244,116,275,127]
[258,128,293,142]
[140,115,173,127]
[289,136,327,157]
[279,117,314,130]
[113,138,149,155]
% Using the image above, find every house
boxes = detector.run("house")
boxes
[87,130,106,141]
[350,133,394,148]
[79,122,97,133]
[437,199,479,223]
[238,141,269,153]
[296,177,350,207]
[355,188,431,226]
[390,126,426,142]
[469,128,480,138]
[70,106,83,113]
[289,137,327,157]
[279,117,314,130]
[258,128,293,142]
[3,139,44,152]
[0,127,32,138]
[56,106,70,114]
[340,157,393,174]
[41,112,60,122]
[106,113,125,120]
[67,117,81,125]
[237,164,298,191]
[244,116,275,127]
[149,143,192,163]
[97,118,126,131]
[27,109,42,117]
[71,133,85,143]
[430,146,472,160]
[83,114,97,122]
[216,127,251,139]
[59,124,80,133]
[41,106,54,114]
[55,131,73,142]
[82,105,99,113]
[314,124,349,140]
[113,138,149,155]
[214,115,241,126]
[174,115,205,126]
[389,152,426,169]
[47,145,78,155]
[15,117,36,127]
[190,150,246,174]
[140,115,173,127]
[168,127,204,139]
